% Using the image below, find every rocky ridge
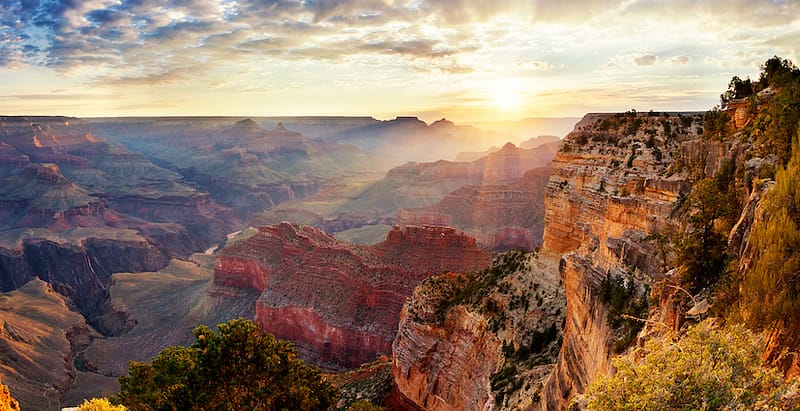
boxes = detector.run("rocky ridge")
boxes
[337,142,558,221]
[391,251,565,410]
[540,109,777,409]
[214,223,494,370]
[398,167,551,251]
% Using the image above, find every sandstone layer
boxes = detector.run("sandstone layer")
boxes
[214,223,494,370]
[541,112,695,409]
[392,252,565,410]
[540,111,767,410]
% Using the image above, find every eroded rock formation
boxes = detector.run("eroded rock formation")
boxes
[392,252,565,410]
[539,111,770,410]
[214,223,494,369]
[398,167,551,251]
[540,113,697,409]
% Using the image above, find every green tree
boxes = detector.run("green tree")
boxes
[720,76,754,108]
[760,56,800,87]
[116,319,338,411]
[680,178,730,293]
[586,320,799,410]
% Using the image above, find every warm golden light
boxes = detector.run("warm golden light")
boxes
[490,79,523,111]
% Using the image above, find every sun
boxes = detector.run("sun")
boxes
[490,79,524,111]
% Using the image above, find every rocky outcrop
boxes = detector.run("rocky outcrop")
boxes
[392,252,565,410]
[0,237,169,318]
[214,223,494,370]
[0,279,97,410]
[540,112,707,410]
[398,167,551,251]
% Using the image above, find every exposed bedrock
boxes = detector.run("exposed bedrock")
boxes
[214,223,494,369]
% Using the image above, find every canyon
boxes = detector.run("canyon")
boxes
[215,223,494,370]
[0,114,569,408]
[3,100,793,411]
[398,166,551,251]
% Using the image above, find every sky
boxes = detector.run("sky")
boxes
[0,0,799,122]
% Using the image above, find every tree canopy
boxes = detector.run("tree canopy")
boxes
[116,318,338,411]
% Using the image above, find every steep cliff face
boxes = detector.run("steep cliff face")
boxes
[392,252,565,410]
[214,223,493,370]
[537,109,784,409]
[541,112,705,410]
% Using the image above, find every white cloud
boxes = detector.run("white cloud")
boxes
[633,54,658,66]
[670,55,690,65]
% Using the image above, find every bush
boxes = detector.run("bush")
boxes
[346,400,386,411]
[703,107,731,140]
[116,319,337,411]
[741,131,800,329]
[77,398,125,411]
[599,273,648,352]
[586,320,798,410]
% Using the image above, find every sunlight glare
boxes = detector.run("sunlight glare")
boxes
[490,79,524,111]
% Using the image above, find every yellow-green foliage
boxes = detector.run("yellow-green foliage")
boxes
[742,130,800,329]
[346,400,386,411]
[77,398,125,411]
[586,320,798,410]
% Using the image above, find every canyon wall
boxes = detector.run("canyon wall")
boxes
[391,252,565,410]
[539,111,762,410]
[541,113,694,409]
[214,223,494,370]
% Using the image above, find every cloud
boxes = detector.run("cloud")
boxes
[513,61,554,71]
[2,0,799,110]
[671,55,691,65]
[633,54,658,66]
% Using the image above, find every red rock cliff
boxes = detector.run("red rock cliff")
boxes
[214,223,493,369]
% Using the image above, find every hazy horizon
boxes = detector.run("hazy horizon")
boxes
[2,1,799,121]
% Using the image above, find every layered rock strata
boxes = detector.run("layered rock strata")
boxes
[398,167,551,251]
[392,252,565,410]
[539,111,762,410]
[214,223,494,370]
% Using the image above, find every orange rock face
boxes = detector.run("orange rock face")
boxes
[391,254,565,411]
[214,223,493,369]
[541,113,703,410]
